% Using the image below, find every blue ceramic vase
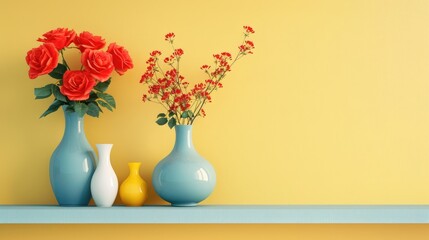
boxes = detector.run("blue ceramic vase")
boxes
[152,125,216,206]
[49,107,96,206]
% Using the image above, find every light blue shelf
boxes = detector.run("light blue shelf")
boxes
[1,205,429,224]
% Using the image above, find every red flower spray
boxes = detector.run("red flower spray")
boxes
[140,26,255,128]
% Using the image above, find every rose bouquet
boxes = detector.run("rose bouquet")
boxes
[26,28,133,117]
[140,26,255,128]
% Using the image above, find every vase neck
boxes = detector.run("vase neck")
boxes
[63,107,86,138]
[128,162,141,176]
[96,144,113,167]
[173,125,194,152]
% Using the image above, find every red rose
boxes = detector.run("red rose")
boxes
[74,31,106,52]
[25,43,59,79]
[60,70,96,101]
[37,28,76,50]
[81,49,114,82]
[107,43,134,75]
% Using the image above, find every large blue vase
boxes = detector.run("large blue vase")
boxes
[49,107,96,206]
[152,125,216,206]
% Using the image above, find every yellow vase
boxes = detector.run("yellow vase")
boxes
[119,162,148,206]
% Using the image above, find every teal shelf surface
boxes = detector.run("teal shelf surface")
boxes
[1,205,429,224]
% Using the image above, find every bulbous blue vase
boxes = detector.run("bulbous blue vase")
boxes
[152,125,216,206]
[49,107,96,206]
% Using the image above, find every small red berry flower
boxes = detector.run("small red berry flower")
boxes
[165,33,175,42]
[150,50,162,57]
[174,48,184,57]
[243,26,255,34]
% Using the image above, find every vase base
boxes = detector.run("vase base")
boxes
[171,203,197,207]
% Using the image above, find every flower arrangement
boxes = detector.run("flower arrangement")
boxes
[140,26,255,128]
[25,28,133,117]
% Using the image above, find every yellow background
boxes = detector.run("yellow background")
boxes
[1,0,429,239]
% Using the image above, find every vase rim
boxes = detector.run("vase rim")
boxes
[175,124,192,128]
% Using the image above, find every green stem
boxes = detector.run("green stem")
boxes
[190,35,248,124]
[170,42,185,94]
[60,50,70,70]
[156,60,167,78]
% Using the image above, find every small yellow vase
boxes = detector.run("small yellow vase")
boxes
[119,162,148,206]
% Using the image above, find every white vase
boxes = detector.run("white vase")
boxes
[91,144,118,207]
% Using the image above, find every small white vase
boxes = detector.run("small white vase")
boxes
[91,144,118,207]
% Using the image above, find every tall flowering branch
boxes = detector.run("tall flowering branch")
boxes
[140,26,255,128]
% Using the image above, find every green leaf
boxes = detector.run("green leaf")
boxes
[87,92,98,102]
[40,100,63,118]
[187,110,194,118]
[181,111,189,118]
[34,84,55,99]
[86,102,100,118]
[65,105,74,112]
[181,110,194,119]
[52,85,67,102]
[48,63,67,79]
[93,101,103,112]
[168,111,175,117]
[94,78,111,92]
[74,102,89,117]
[97,92,116,108]
[156,117,168,125]
[157,113,166,118]
[97,100,113,111]
[168,117,177,129]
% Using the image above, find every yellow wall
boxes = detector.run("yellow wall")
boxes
[1,0,429,239]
